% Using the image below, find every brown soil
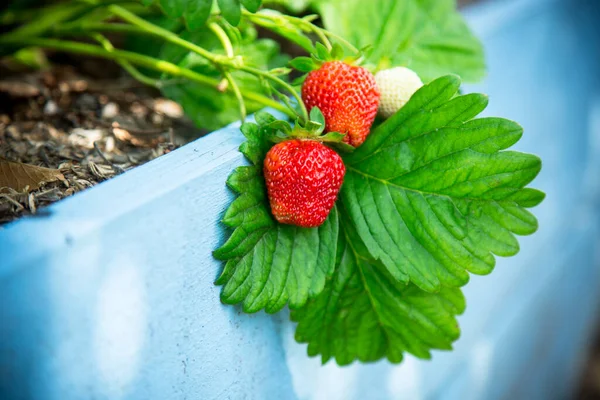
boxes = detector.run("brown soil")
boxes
[0,61,200,225]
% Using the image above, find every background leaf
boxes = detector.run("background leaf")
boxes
[341,75,544,292]
[218,0,242,26]
[214,113,339,313]
[292,211,465,365]
[184,0,213,31]
[241,0,262,13]
[146,0,263,29]
[317,0,485,82]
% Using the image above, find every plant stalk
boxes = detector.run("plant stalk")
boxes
[0,37,295,119]
[240,66,308,123]
[107,5,226,65]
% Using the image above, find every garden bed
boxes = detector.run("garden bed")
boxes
[1,0,599,399]
[0,61,199,224]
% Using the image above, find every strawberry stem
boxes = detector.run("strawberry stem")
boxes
[239,66,309,124]
[0,36,297,119]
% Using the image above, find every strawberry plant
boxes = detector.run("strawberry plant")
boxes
[1,0,544,365]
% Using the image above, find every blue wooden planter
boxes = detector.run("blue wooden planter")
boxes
[1,0,599,399]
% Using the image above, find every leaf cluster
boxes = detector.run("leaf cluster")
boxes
[215,75,544,364]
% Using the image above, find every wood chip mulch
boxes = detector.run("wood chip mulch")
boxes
[0,65,198,226]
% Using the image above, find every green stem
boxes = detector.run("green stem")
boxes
[0,37,295,119]
[321,30,360,55]
[312,28,332,51]
[52,19,302,120]
[208,22,234,58]
[242,10,354,54]
[208,22,245,119]
[107,5,225,65]
[54,21,150,36]
[90,32,160,87]
[224,71,246,121]
[240,66,308,123]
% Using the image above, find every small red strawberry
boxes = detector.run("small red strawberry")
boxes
[264,139,345,228]
[302,61,380,147]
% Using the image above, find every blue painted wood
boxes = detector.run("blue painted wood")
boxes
[1,0,599,399]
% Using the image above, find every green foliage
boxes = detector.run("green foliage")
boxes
[217,0,242,26]
[145,0,263,29]
[288,56,317,72]
[214,112,339,313]
[342,75,543,292]
[317,0,486,82]
[216,76,544,363]
[292,212,465,365]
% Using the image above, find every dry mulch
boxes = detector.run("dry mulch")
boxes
[0,65,199,226]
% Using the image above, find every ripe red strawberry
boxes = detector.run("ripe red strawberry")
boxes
[264,139,345,228]
[302,61,380,147]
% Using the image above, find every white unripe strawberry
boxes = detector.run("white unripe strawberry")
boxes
[374,67,423,118]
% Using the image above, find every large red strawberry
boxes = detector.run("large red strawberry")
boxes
[301,61,380,147]
[264,139,345,228]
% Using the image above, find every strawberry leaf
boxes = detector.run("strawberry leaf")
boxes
[214,76,544,364]
[317,0,485,82]
[214,113,339,313]
[320,132,345,143]
[341,75,544,292]
[314,42,331,62]
[289,56,318,73]
[241,0,262,13]
[218,0,242,26]
[330,43,345,60]
[291,210,465,365]
[309,106,326,127]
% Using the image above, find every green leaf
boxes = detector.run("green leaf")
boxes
[289,56,317,73]
[291,211,466,365]
[317,0,485,82]
[330,42,344,60]
[314,42,330,61]
[309,107,325,125]
[341,75,544,292]
[160,0,185,18]
[146,0,262,29]
[320,131,346,142]
[214,115,339,313]
[265,119,293,135]
[151,0,214,31]
[241,0,262,12]
[218,0,242,26]
[291,73,308,86]
[184,0,213,31]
